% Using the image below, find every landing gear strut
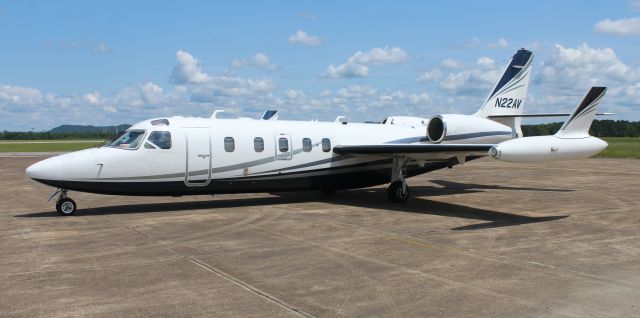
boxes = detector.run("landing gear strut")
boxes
[387,156,409,203]
[49,189,77,216]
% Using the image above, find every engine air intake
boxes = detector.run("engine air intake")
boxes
[427,116,445,143]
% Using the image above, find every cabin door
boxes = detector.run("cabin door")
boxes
[184,128,212,186]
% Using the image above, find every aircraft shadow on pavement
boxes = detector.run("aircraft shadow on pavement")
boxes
[16,182,570,230]
[315,187,569,231]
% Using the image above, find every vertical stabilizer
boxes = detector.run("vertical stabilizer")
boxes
[474,49,533,137]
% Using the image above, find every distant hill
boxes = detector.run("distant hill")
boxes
[49,124,131,133]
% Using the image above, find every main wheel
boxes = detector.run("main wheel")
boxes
[387,181,409,203]
[56,198,77,216]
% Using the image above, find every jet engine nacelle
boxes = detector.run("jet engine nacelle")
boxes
[489,136,608,162]
[426,114,513,144]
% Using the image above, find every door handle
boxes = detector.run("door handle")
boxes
[197,154,210,158]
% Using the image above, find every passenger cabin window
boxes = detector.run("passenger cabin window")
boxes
[322,138,331,152]
[302,138,312,152]
[106,130,146,150]
[224,137,235,152]
[254,137,264,152]
[278,137,289,153]
[145,131,172,149]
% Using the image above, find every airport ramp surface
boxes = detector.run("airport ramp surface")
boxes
[1,156,639,317]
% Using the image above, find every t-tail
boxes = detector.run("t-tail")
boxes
[474,48,533,138]
[490,87,608,162]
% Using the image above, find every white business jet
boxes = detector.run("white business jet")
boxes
[26,49,609,215]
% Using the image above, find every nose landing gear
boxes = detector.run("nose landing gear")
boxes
[49,189,77,216]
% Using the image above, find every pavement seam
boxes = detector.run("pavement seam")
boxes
[100,214,315,318]
[250,224,549,314]
[187,256,315,318]
[102,214,182,257]
[315,216,640,290]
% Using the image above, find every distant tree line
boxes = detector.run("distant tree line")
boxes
[0,131,120,140]
[2,120,639,140]
[522,120,640,137]
[1,124,131,140]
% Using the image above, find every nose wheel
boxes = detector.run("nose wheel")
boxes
[50,189,77,216]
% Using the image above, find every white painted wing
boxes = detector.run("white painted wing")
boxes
[333,144,494,161]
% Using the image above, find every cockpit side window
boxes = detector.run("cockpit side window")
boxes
[106,130,146,150]
[145,131,172,149]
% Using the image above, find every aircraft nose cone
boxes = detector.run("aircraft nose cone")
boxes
[26,157,64,181]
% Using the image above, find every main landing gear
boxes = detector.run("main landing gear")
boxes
[49,189,77,216]
[387,156,409,203]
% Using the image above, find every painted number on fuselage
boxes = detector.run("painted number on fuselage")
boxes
[494,98,522,109]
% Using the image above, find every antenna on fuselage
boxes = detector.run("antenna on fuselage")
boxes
[211,109,225,119]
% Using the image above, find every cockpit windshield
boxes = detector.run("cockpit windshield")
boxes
[106,130,146,149]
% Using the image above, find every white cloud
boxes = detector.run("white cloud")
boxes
[486,38,509,49]
[231,53,278,70]
[532,43,640,117]
[594,17,640,36]
[140,82,164,104]
[336,85,377,98]
[476,56,496,68]
[537,44,635,91]
[93,43,111,54]
[439,61,502,95]
[416,69,442,83]
[170,50,276,98]
[0,85,44,105]
[632,0,640,10]
[171,50,212,84]
[324,47,408,78]
[349,47,409,65]
[325,63,370,78]
[408,92,430,105]
[288,30,323,46]
[440,58,464,69]
[190,76,276,101]
[83,92,101,105]
[284,89,305,99]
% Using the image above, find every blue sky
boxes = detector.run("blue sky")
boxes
[1,0,639,131]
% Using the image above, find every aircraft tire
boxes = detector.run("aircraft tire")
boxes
[387,181,409,203]
[56,198,77,216]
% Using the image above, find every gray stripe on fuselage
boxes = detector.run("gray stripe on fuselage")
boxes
[256,155,353,175]
[220,162,395,182]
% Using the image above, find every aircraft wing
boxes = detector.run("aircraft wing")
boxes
[333,144,494,161]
